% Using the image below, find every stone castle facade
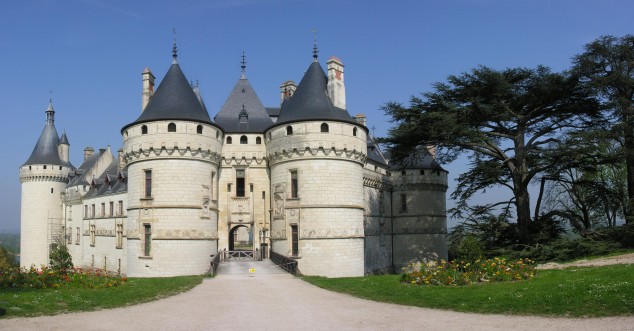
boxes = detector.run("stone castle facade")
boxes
[19,45,448,278]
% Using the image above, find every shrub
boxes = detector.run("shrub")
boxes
[49,245,73,271]
[401,258,536,286]
[0,266,127,289]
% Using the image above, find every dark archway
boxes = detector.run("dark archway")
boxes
[228,224,253,251]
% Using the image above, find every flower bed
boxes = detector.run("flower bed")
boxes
[401,258,536,286]
[0,266,127,289]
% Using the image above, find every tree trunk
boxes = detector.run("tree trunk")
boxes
[515,189,532,242]
[624,116,634,224]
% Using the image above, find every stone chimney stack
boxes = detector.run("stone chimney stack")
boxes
[354,114,367,127]
[142,67,155,112]
[280,80,297,104]
[117,148,126,170]
[327,56,346,110]
[84,147,94,161]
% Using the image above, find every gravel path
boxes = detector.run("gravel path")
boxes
[1,259,633,331]
[537,252,634,270]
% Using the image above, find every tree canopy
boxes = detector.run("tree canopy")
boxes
[382,65,599,240]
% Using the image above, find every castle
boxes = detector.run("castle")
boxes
[19,43,448,277]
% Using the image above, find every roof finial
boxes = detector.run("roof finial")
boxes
[312,27,318,62]
[172,28,178,64]
[46,93,55,125]
[240,50,247,79]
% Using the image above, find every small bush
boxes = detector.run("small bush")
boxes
[49,245,73,271]
[401,258,536,286]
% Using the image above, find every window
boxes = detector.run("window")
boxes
[76,227,80,244]
[118,200,124,216]
[226,136,232,144]
[353,127,357,136]
[43,165,47,169]
[109,201,114,216]
[90,224,96,246]
[216,131,220,139]
[291,225,299,256]
[227,183,232,193]
[256,137,262,144]
[144,170,152,198]
[67,227,72,245]
[101,203,105,217]
[84,205,88,218]
[240,135,248,144]
[286,126,293,135]
[236,169,245,197]
[420,170,425,175]
[91,204,95,218]
[211,172,215,199]
[401,170,406,176]
[141,125,148,134]
[116,224,123,248]
[320,123,329,133]
[290,170,298,198]
[168,122,176,132]
[144,224,152,256]
[196,125,203,134]
[51,188,54,194]
[400,194,407,212]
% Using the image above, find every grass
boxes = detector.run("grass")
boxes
[303,264,634,317]
[0,275,203,318]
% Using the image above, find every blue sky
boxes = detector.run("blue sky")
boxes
[1,0,632,232]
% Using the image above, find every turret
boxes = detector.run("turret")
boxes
[20,101,73,268]
[58,131,70,163]
[265,42,368,277]
[121,40,223,277]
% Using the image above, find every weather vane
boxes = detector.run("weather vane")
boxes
[312,27,318,61]
[172,28,178,62]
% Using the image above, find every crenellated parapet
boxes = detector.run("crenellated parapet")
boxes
[267,146,366,165]
[19,165,72,183]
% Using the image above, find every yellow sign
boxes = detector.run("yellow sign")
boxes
[249,268,256,273]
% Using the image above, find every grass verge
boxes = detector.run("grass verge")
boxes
[303,264,634,317]
[0,275,203,318]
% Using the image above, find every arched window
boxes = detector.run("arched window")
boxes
[286,126,293,135]
[141,125,148,134]
[196,125,203,134]
[240,135,248,144]
[353,127,357,136]
[256,137,262,144]
[226,136,232,144]
[320,123,329,133]
[168,122,176,132]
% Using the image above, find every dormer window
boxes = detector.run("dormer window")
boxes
[168,123,176,132]
[240,135,248,144]
[286,126,293,135]
[141,125,148,134]
[320,123,329,133]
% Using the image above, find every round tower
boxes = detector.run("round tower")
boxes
[266,53,368,277]
[121,47,223,277]
[391,151,448,269]
[20,101,73,268]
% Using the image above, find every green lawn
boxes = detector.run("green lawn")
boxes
[303,264,634,317]
[0,275,203,318]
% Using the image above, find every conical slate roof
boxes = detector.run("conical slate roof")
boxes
[276,61,354,125]
[214,77,273,132]
[122,63,212,131]
[23,122,63,166]
[59,131,70,145]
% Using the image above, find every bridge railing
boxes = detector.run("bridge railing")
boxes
[222,249,258,260]
[270,250,300,275]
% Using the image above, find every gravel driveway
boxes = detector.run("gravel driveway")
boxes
[1,259,632,331]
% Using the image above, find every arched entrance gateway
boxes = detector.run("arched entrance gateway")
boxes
[228,224,253,251]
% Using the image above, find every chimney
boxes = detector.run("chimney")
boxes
[118,148,126,170]
[280,80,297,104]
[84,147,94,161]
[354,114,366,127]
[327,56,346,110]
[427,145,437,159]
[142,67,155,112]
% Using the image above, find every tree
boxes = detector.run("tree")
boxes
[573,35,634,223]
[0,246,17,270]
[382,66,599,241]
